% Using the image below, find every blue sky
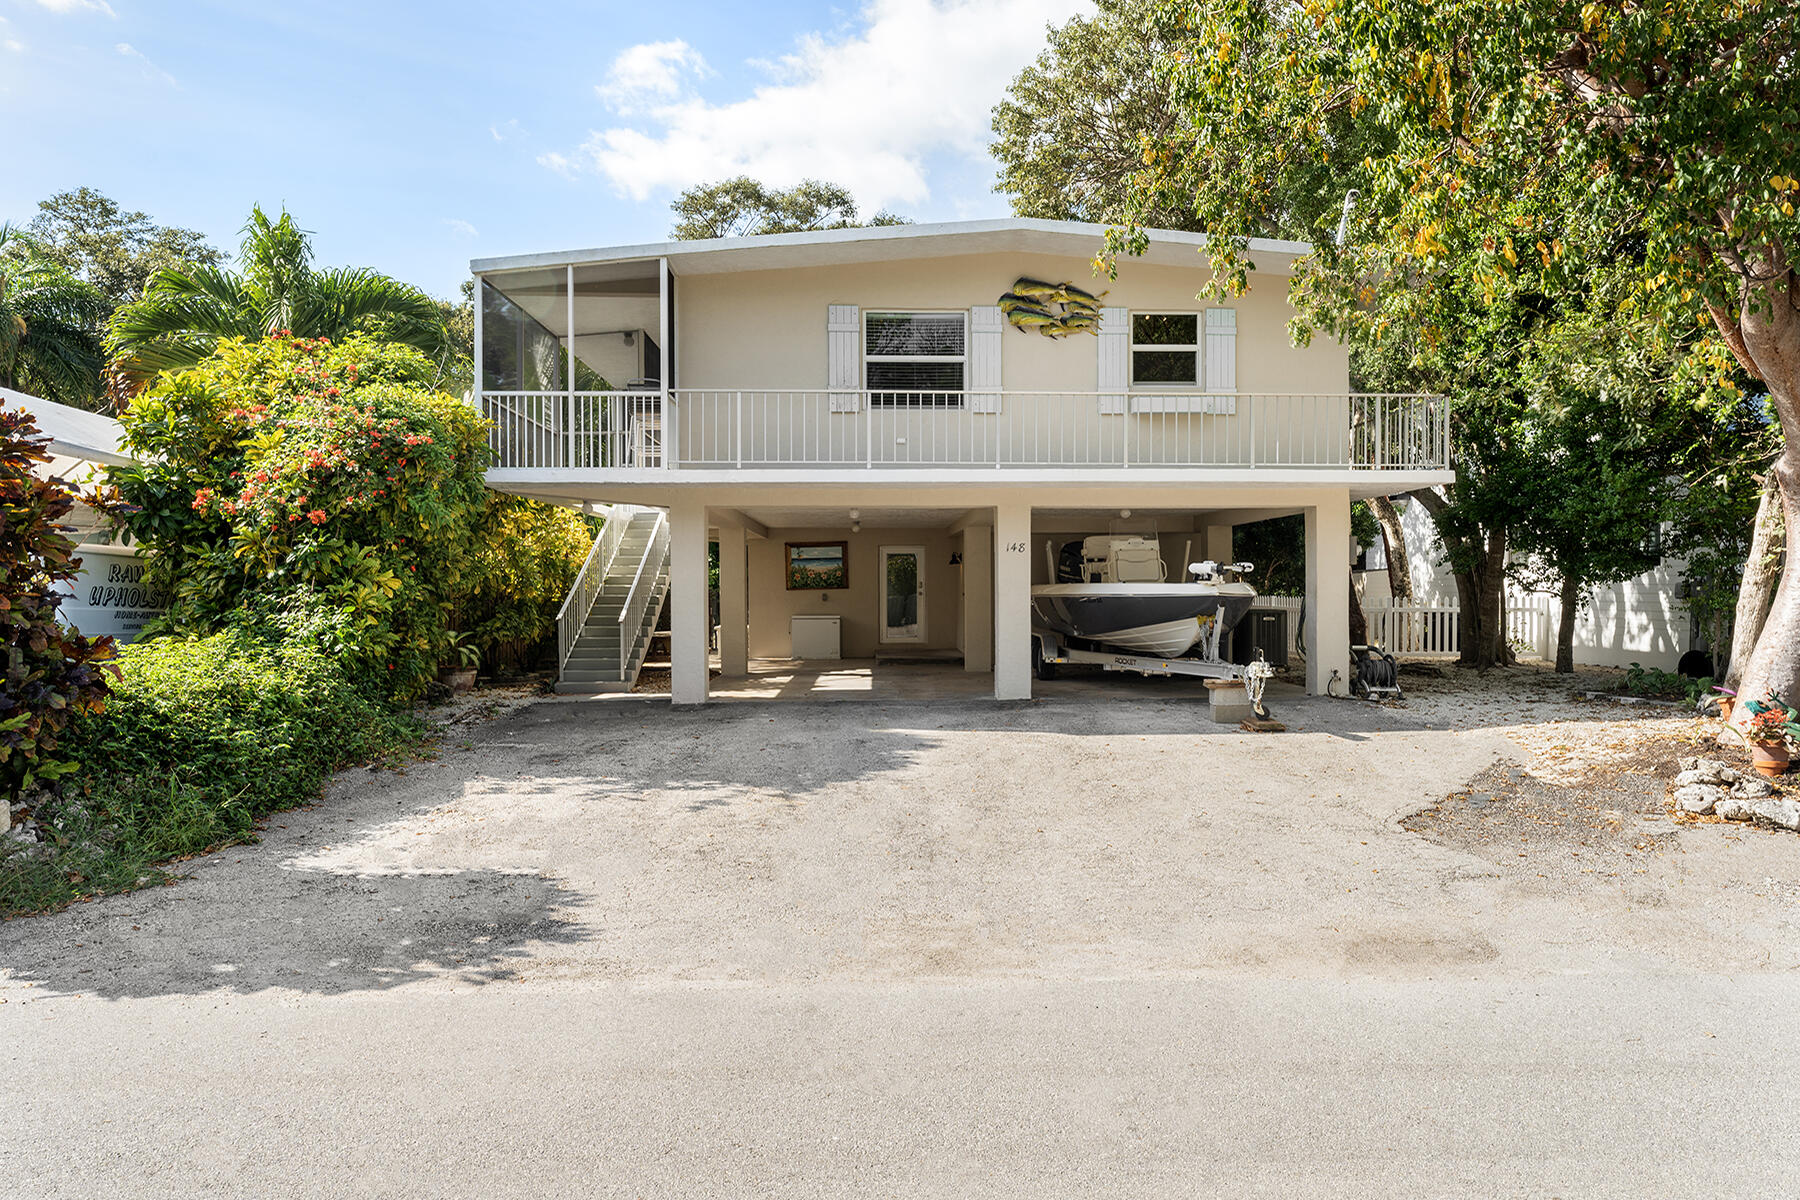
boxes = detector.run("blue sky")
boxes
[3,0,1090,299]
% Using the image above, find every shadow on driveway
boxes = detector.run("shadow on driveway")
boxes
[0,865,588,1001]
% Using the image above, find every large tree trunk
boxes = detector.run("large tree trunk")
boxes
[1723,270,1800,722]
[1468,526,1516,669]
[1349,575,1368,646]
[1371,494,1414,650]
[1370,495,1414,603]
[1555,575,1580,674]
[1725,469,1786,692]
[1414,488,1515,669]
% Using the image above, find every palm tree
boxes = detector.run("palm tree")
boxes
[0,226,108,408]
[107,206,450,386]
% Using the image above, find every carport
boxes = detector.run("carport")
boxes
[685,493,1349,706]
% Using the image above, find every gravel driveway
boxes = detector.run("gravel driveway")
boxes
[5,686,1799,1196]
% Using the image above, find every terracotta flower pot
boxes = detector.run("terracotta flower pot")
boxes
[1718,697,1735,722]
[1750,742,1791,779]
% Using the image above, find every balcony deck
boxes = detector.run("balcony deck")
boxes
[478,389,1449,482]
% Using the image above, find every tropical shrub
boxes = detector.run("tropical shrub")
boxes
[1618,663,1715,705]
[453,495,596,673]
[107,334,488,697]
[1,627,423,915]
[0,402,117,799]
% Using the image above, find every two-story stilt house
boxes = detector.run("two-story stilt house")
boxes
[471,218,1450,704]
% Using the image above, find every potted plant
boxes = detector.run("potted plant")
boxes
[1713,684,1738,722]
[438,632,480,693]
[1742,693,1799,778]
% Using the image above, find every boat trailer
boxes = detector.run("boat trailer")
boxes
[1030,626,1245,684]
[1030,625,1278,721]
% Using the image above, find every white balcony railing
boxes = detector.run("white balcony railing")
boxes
[479,390,1448,472]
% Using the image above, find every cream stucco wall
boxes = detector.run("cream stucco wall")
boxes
[674,250,1345,393]
[747,526,964,660]
[669,252,1349,469]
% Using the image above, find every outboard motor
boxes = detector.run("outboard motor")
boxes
[1349,643,1403,701]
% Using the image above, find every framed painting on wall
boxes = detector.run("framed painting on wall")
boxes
[785,541,849,590]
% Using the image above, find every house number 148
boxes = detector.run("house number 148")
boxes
[1005,542,1028,553]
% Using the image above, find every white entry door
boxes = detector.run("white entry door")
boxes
[880,546,925,642]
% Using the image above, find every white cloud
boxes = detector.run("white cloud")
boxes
[549,0,1091,211]
[115,42,176,86]
[444,219,479,238]
[538,150,576,178]
[32,0,117,16]
[594,39,708,114]
[490,118,522,142]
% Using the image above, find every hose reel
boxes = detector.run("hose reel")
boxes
[1349,644,1403,701]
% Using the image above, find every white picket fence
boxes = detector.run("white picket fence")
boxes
[1248,596,1554,660]
[1364,599,1552,659]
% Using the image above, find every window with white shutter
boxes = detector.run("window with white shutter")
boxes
[1096,306,1129,414]
[967,305,1002,414]
[1204,307,1237,392]
[864,312,966,407]
[1123,309,1236,414]
[827,304,860,412]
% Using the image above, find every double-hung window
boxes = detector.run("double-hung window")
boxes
[865,311,966,407]
[1130,313,1200,385]
[1126,310,1235,413]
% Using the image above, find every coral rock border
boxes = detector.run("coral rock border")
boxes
[1670,757,1797,830]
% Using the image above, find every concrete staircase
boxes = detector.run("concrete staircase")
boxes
[557,508,669,693]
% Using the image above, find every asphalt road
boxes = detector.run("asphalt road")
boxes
[5,691,1799,1196]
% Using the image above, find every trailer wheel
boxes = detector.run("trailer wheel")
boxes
[1032,637,1058,681]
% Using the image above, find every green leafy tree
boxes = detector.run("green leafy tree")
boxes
[106,335,488,697]
[28,188,220,313]
[670,178,910,240]
[0,226,108,408]
[453,495,597,673]
[108,206,450,388]
[991,0,1195,228]
[1508,400,1671,673]
[1113,0,1800,703]
[0,402,117,800]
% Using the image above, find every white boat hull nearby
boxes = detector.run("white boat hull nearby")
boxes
[1030,582,1258,658]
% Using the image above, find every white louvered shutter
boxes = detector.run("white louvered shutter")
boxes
[967,305,1003,413]
[828,304,861,412]
[1204,308,1237,394]
[1097,306,1129,414]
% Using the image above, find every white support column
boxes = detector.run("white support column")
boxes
[993,503,1032,700]
[1304,491,1352,696]
[718,521,749,678]
[471,276,483,412]
[1203,523,1234,564]
[960,524,994,672]
[669,499,710,706]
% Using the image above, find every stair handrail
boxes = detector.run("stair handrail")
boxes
[615,510,670,681]
[556,503,644,670]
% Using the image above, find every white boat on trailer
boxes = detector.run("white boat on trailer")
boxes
[1030,535,1258,660]
[1027,533,1273,719]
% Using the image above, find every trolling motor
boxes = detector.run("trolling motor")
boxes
[1349,643,1403,701]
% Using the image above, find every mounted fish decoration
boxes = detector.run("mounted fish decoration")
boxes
[1000,276,1109,338]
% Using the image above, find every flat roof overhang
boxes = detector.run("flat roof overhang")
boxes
[471,218,1311,281]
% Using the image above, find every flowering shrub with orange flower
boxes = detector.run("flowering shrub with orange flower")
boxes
[107,335,489,697]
